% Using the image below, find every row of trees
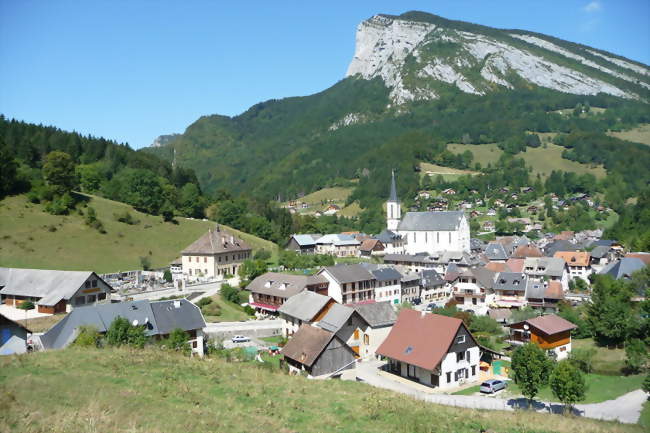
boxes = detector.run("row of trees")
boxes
[0,117,207,219]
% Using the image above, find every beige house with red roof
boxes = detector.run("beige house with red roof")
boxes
[377,309,481,390]
[554,251,592,283]
[181,227,252,280]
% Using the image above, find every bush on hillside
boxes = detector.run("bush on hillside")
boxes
[74,325,101,348]
[569,346,597,373]
[106,316,148,348]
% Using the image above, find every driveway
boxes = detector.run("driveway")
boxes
[0,304,51,321]
[351,360,647,424]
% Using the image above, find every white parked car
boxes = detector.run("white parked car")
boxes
[231,335,250,343]
[480,379,507,394]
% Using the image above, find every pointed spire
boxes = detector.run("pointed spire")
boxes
[389,169,399,202]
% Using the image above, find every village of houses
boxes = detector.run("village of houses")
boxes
[1,173,648,423]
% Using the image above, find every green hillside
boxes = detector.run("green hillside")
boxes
[0,194,278,273]
[0,347,641,433]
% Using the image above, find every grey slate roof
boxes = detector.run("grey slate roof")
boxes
[493,272,527,292]
[544,240,580,257]
[590,245,611,259]
[484,243,509,261]
[353,301,397,328]
[523,257,567,278]
[420,269,445,288]
[389,170,399,202]
[40,299,205,350]
[246,272,327,298]
[0,267,110,306]
[320,264,375,284]
[599,258,646,280]
[291,234,322,247]
[397,211,465,231]
[317,304,356,333]
[277,291,332,322]
[182,228,251,255]
[375,229,402,244]
[370,267,403,282]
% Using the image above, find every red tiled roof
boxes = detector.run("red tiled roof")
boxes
[554,251,590,267]
[506,258,525,273]
[544,281,564,300]
[513,245,543,258]
[485,262,507,272]
[376,310,465,371]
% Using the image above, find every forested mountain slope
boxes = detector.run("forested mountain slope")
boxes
[146,11,650,207]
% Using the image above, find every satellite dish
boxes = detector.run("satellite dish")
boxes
[523,324,529,330]
[132,319,139,326]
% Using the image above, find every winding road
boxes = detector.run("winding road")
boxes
[350,360,646,424]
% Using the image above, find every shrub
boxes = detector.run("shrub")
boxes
[201,302,222,317]
[244,305,255,316]
[113,210,139,225]
[140,256,151,271]
[106,316,148,348]
[163,269,172,283]
[624,338,648,374]
[197,297,213,307]
[253,249,272,261]
[220,284,241,304]
[165,328,191,355]
[18,301,35,311]
[74,325,101,347]
[569,346,597,373]
[549,360,586,412]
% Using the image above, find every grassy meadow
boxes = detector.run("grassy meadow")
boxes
[0,194,278,273]
[519,144,607,179]
[0,347,643,433]
[447,142,504,166]
[607,123,650,146]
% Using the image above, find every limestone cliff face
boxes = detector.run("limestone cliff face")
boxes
[346,14,650,105]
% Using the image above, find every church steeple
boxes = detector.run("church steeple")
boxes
[386,170,401,231]
[389,169,399,202]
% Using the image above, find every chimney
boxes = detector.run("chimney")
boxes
[279,282,287,290]
[174,300,181,309]
[265,281,273,288]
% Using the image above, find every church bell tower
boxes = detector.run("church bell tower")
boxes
[386,170,401,231]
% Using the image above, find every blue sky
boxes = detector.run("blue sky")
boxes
[1,1,648,149]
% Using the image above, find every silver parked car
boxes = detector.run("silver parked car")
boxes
[480,379,507,394]
[231,335,250,343]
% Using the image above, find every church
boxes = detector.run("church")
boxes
[385,171,470,255]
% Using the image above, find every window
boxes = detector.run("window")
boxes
[446,372,451,383]
[98,293,107,301]
[75,297,86,306]
[347,317,353,326]
[456,351,465,362]
[471,365,476,376]
[84,281,90,289]
[364,334,369,345]
[91,280,98,288]
[456,335,465,344]
[204,257,207,263]
[449,233,451,243]
[189,257,192,263]
[407,364,416,378]
[466,350,471,362]
[87,295,96,303]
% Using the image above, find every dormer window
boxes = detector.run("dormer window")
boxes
[456,335,465,344]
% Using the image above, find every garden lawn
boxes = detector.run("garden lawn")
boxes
[572,338,626,375]
[505,373,644,404]
[203,294,251,323]
[261,336,285,345]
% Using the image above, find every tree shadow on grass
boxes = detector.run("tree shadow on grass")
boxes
[507,397,583,417]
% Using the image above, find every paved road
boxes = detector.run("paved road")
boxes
[351,360,646,424]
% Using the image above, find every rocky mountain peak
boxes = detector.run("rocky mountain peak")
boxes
[346,12,649,105]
